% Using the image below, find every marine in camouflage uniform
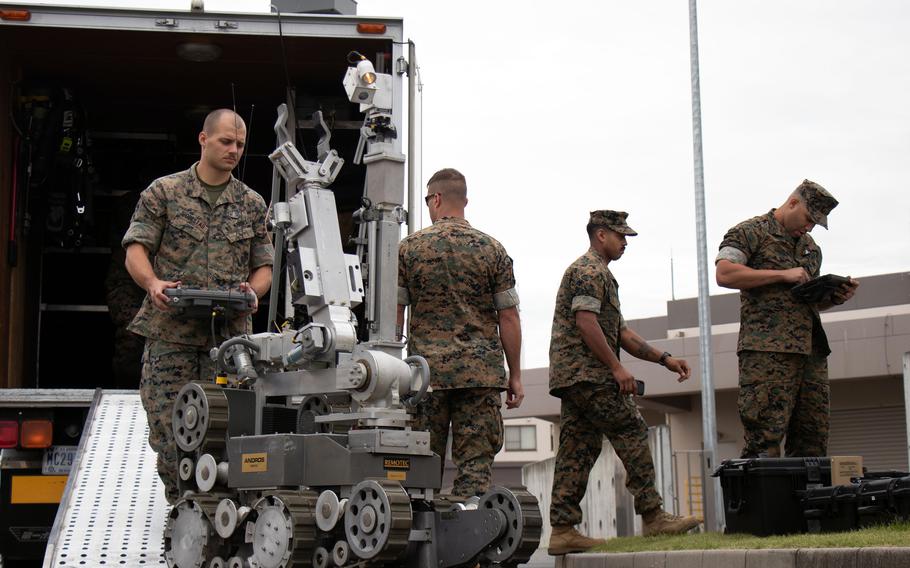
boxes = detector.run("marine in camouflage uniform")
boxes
[716,180,858,458]
[122,110,274,502]
[397,168,524,497]
[547,211,697,553]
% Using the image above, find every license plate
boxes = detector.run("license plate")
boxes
[42,445,78,475]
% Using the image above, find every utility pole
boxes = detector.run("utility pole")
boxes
[687,0,724,532]
[670,251,676,301]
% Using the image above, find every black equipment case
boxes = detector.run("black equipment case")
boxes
[801,475,910,533]
[714,457,832,536]
[800,484,861,533]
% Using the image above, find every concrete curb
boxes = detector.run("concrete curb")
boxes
[554,548,910,568]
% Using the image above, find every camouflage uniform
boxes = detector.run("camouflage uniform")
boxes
[105,191,145,389]
[549,211,663,527]
[122,164,273,501]
[716,180,839,458]
[398,216,518,496]
[105,263,146,387]
[140,341,217,501]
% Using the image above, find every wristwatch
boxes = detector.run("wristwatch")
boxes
[658,351,672,367]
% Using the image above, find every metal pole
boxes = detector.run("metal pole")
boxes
[407,40,418,235]
[266,104,292,329]
[688,0,723,532]
[671,451,680,515]
[903,352,910,467]
[670,251,676,301]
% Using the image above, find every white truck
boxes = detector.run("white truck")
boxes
[0,2,422,564]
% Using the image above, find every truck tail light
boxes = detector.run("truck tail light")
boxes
[0,421,18,448]
[20,419,53,449]
[1,10,31,21]
[356,23,386,35]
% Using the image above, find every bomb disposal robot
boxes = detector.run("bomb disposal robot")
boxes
[162,55,541,568]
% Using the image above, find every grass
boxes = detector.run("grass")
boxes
[590,522,910,553]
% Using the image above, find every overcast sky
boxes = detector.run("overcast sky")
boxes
[358,1,910,369]
[18,0,910,369]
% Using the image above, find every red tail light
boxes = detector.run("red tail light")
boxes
[0,421,18,448]
[357,23,386,35]
[21,419,53,449]
[0,10,31,21]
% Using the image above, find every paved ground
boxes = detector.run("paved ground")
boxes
[554,547,910,567]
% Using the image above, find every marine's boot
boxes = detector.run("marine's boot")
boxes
[546,525,607,555]
[642,510,700,536]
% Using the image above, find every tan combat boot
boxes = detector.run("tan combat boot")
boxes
[547,525,607,555]
[642,510,700,536]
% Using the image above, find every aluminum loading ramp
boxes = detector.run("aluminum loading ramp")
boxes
[44,392,170,567]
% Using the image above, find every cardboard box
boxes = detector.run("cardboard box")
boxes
[831,455,863,485]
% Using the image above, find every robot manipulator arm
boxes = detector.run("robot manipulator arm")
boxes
[211,321,337,383]
[338,348,430,411]
[210,330,429,414]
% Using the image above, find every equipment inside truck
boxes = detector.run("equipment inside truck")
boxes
[1,23,392,391]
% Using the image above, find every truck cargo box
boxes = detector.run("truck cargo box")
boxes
[0,3,407,391]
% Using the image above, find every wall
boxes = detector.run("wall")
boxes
[0,45,11,387]
[502,367,560,420]
[0,47,27,389]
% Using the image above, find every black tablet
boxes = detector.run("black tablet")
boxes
[791,274,850,304]
[163,288,256,318]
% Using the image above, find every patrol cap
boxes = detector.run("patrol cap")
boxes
[796,179,838,229]
[589,210,638,236]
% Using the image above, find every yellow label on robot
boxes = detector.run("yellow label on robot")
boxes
[386,471,407,481]
[383,457,410,470]
[241,453,268,473]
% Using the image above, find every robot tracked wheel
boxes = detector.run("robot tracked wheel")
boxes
[164,493,229,567]
[343,479,412,562]
[245,490,318,568]
[478,486,544,566]
[173,382,229,453]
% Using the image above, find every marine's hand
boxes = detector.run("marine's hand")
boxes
[148,279,181,311]
[506,372,524,409]
[832,276,859,305]
[781,267,810,285]
[239,282,259,314]
[665,357,692,382]
[613,365,636,395]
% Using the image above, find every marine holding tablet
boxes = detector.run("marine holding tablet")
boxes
[715,179,859,459]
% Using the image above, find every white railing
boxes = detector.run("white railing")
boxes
[672,449,707,520]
